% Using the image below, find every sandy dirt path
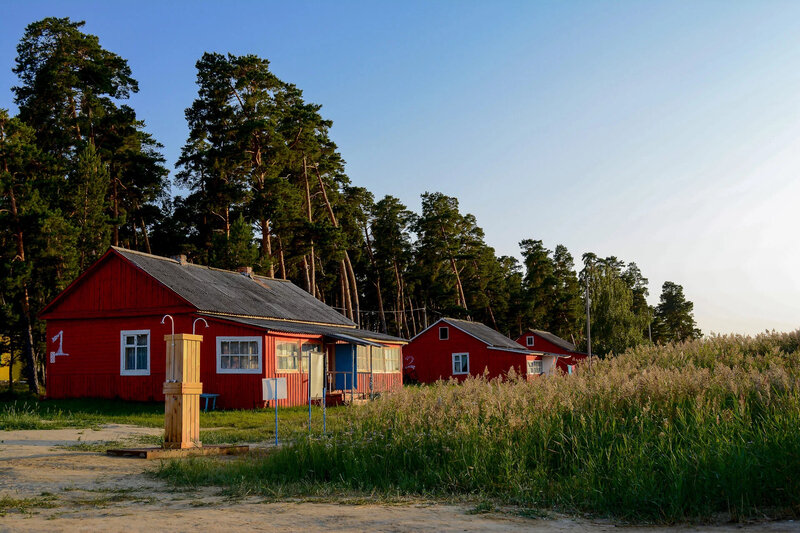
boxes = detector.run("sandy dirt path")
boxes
[1,426,799,533]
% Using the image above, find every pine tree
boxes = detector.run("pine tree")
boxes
[652,282,701,343]
[177,53,249,254]
[519,239,557,331]
[13,18,138,161]
[551,244,584,344]
[69,144,110,270]
[371,196,416,336]
[413,192,471,315]
[0,110,78,393]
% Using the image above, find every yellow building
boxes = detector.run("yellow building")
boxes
[0,338,23,382]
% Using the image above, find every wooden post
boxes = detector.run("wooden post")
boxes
[163,333,203,449]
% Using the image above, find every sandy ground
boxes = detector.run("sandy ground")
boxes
[1,426,799,533]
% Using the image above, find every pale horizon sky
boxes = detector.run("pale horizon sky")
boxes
[1,1,798,335]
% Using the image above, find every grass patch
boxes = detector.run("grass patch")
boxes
[467,499,495,514]
[60,440,129,452]
[0,398,165,430]
[0,495,58,516]
[155,332,800,523]
[58,433,162,452]
[0,393,349,437]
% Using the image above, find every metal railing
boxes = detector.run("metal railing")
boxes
[326,371,357,403]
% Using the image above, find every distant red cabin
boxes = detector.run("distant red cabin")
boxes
[514,329,587,374]
[40,247,406,409]
[402,318,541,383]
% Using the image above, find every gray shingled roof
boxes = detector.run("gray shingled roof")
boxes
[531,329,578,352]
[114,247,355,327]
[202,315,406,344]
[443,318,531,353]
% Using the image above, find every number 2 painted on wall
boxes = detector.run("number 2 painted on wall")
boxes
[49,330,68,363]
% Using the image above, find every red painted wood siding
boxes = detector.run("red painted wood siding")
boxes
[43,254,191,319]
[46,314,359,409]
[43,252,404,408]
[355,371,402,395]
[403,321,534,383]
[514,331,587,371]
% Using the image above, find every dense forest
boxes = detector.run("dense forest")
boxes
[0,18,701,394]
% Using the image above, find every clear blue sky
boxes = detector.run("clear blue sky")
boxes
[2,1,799,335]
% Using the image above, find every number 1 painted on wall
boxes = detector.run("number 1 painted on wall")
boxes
[49,330,68,363]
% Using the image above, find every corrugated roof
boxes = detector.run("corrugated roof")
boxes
[202,314,406,344]
[114,247,356,327]
[531,329,578,352]
[443,318,530,352]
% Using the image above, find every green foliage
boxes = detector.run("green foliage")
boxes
[653,281,702,344]
[1,17,704,391]
[582,254,651,356]
[156,332,800,522]
[69,144,111,269]
[209,214,259,270]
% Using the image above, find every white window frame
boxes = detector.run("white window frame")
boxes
[452,352,469,375]
[384,346,401,373]
[216,336,262,375]
[526,335,534,347]
[439,326,449,340]
[528,359,543,375]
[120,330,150,376]
[276,340,301,372]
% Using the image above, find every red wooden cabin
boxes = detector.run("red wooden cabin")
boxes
[402,318,541,383]
[514,329,587,374]
[40,247,406,409]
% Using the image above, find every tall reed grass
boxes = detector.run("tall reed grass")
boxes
[157,332,800,521]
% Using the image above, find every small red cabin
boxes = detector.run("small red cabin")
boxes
[402,317,541,383]
[40,247,406,409]
[514,329,587,374]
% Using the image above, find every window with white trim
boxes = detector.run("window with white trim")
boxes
[120,330,150,376]
[439,326,449,340]
[452,352,469,375]
[527,359,543,375]
[526,335,534,347]
[276,340,300,371]
[217,337,261,374]
[384,347,401,372]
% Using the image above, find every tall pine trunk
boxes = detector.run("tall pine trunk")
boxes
[7,183,40,394]
[261,217,274,277]
[341,260,354,320]
[361,224,387,332]
[303,157,315,297]
[303,255,311,293]
[140,217,152,254]
[344,253,360,327]
[407,295,418,337]
[313,164,360,322]
[439,224,467,310]
[277,235,287,279]
[112,178,119,246]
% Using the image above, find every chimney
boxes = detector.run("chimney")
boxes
[238,266,253,277]
[171,254,188,266]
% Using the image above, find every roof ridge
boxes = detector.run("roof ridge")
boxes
[112,246,290,282]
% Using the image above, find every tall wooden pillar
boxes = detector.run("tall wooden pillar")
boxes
[163,334,203,449]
